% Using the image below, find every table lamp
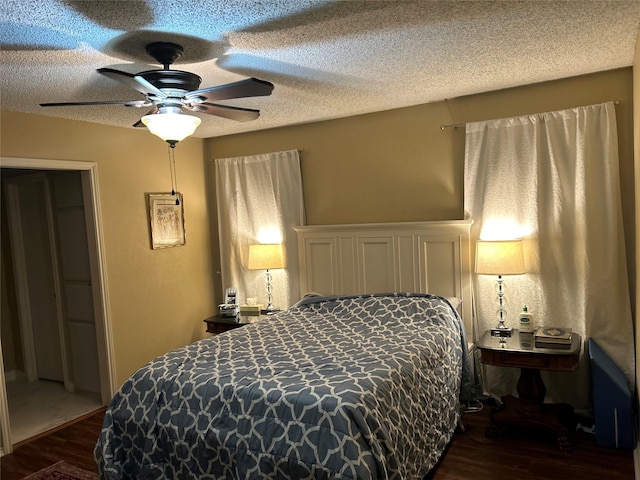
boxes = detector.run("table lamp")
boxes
[475,239,525,337]
[248,243,285,312]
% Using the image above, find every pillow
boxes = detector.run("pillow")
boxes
[446,296,462,314]
[303,292,325,298]
[292,292,326,307]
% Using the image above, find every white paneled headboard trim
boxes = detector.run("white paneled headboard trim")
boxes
[294,220,473,337]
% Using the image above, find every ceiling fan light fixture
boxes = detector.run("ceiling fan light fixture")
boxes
[141,112,201,144]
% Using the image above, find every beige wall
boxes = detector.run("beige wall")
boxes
[207,68,635,303]
[0,112,217,387]
[206,99,464,225]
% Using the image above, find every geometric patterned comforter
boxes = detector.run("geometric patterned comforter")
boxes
[95,293,473,479]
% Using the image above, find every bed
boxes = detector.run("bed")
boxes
[95,293,474,479]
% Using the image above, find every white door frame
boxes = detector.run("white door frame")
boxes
[0,157,116,454]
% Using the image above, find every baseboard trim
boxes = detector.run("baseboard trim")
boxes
[4,370,25,383]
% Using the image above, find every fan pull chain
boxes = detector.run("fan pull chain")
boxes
[166,144,173,194]
[167,144,180,205]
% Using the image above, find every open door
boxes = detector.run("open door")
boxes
[4,174,69,386]
[0,157,115,455]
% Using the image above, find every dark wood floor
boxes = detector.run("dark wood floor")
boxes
[1,403,635,479]
[0,407,105,480]
[431,401,635,480]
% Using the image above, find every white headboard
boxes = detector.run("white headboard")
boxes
[294,220,473,337]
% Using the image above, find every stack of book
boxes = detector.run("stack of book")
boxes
[534,326,572,349]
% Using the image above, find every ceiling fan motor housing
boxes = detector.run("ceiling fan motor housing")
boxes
[146,42,184,68]
[141,42,202,92]
[138,70,202,92]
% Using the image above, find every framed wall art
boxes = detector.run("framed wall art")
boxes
[147,193,185,249]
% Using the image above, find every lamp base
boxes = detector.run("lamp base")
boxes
[491,327,513,337]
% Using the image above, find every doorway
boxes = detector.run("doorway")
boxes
[0,157,114,455]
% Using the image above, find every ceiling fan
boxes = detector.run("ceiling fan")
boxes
[40,41,274,143]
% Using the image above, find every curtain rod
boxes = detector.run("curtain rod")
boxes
[439,100,621,130]
[209,148,303,161]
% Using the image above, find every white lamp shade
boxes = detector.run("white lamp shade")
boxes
[248,244,285,270]
[141,112,201,143]
[475,239,525,275]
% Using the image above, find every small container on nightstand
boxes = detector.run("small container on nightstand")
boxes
[519,305,533,332]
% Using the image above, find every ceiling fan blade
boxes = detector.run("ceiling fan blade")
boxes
[133,107,159,127]
[40,99,150,107]
[187,103,260,122]
[133,74,167,98]
[98,68,164,97]
[185,78,273,103]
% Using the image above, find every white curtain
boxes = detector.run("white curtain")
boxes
[464,102,634,411]
[215,149,305,310]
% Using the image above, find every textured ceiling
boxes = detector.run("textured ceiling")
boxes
[2,0,640,139]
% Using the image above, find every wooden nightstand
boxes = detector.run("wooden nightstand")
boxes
[478,329,582,450]
[203,313,270,334]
